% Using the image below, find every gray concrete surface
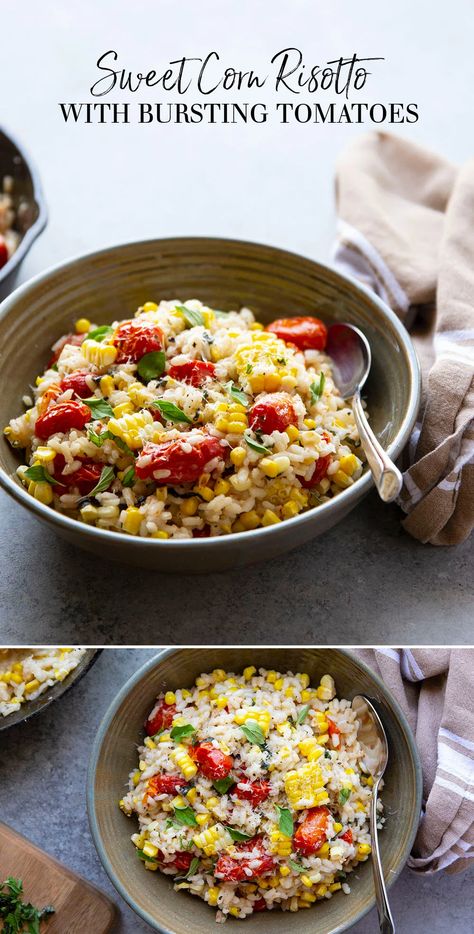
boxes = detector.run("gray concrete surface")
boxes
[0,650,472,933]
[2,0,474,641]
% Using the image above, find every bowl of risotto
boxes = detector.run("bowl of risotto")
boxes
[0,238,420,571]
[88,648,422,933]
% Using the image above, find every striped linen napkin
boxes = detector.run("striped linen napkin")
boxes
[334,133,474,545]
[356,648,474,873]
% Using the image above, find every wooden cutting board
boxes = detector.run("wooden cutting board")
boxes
[0,822,117,932]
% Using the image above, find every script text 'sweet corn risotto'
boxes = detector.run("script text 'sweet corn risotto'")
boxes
[120,668,382,921]
[0,648,86,718]
[5,300,366,538]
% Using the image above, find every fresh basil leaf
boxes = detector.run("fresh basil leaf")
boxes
[339,787,351,805]
[112,435,134,456]
[177,305,204,328]
[88,427,111,447]
[88,465,115,497]
[241,719,265,747]
[87,325,114,342]
[172,805,198,827]
[310,372,326,405]
[244,433,271,455]
[152,400,192,424]
[50,363,59,372]
[275,805,294,838]
[213,777,235,795]
[288,859,306,873]
[24,464,62,486]
[83,396,114,419]
[224,381,248,407]
[170,723,196,742]
[186,857,200,878]
[122,466,136,487]
[226,826,253,842]
[137,350,166,382]
[136,848,156,863]
[296,704,310,725]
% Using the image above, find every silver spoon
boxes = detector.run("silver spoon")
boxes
[352,694,395,934]
[326,323,403,502]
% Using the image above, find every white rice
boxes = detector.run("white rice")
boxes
[0,647,86,718]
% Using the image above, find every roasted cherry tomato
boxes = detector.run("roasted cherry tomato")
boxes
[267,316,327,351]
[146,774,189,799]
[37,384,62,416]
[0,236,9,270]
[215,836,275,882]
[192,742,233,780]
[48,333,85,368]
[293,806,330,856]
[35,400,91,440]
[327,717,341,738]
[192,525,211,538]
[299,454,332,489]
[146,698,177,736]
[168,360,216,387]
[340,829,353,844]
[50,455,108,495]
[112,320,164,363]
[234,774,272,807]
[135,434,224,484]
[60,370,94,399]
[253,899,267,912]
[248,393,297,435]
[172,852,194,873]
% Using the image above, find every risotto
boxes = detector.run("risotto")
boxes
[0,175,19,269]
[5,299,366,538]
[0,647,86,718]
[120,668,381,921]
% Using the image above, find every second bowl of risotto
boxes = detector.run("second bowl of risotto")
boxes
[0,238,420,571]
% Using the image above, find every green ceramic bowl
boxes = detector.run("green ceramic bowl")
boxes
[0,238,420,571]
[87,648,422,934]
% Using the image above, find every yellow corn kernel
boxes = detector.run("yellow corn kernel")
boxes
[193,485,214,502]
[113,401,134,418]
[227,421,246,434]
[300,892,317,904]
[319,674,336,700]
[186,788,197,804]
[333,822,343,834]
[260,456,290,479]
[357,843,372,858]
[132,771,141,787]
[172,795,186,810]
[132,833,145,849]
[108,409,154,449]
[269,829,292,857]
[144,861,159,871]
[211,669,226,683]
[300,689,311,703]
[171,745,197,779]
[261,509,281,527]
[354,802,366,813]
[213,479,230,496]
[303,418,317,429]
[240,510,260,531]
[144,737,156,750]
[206,797,219,810]
[34,446,56,463]
[215,696,228,709]
[329,882,342,892]
[286,425,300,442]
[363,775,374,787]
[99,375,115,397]
[316,843,330,858]
[12,663,23,674]
[122,507,142,535]
[75,317,91,333]
[298,738,319,757]
[279,865,291,877]
[143,301,158,312]
[284,761,326,810]
[152,530,169,539]
[28,481,54,506]
[285,687,295,698]
[195,813,209,826]
[81,339,118,368]
[158,733,170,743]
[243,666,256,681]
[276,722,290,735]
[214,416,229,433]
[181,496,200,517]
[165,691,176,704]
[142,841,159,859]
[298,673,310,688]
[281,500,299,520]
[234,710,271,736]
[207,887,220,907]
[333,469,354,489]
[339,453,359,476]
[9,673,23,685]
[193,823,230,855]
[24,679,40,694]
[229,908,240,918]
[267,671,277,683]
[173,717,186,728]
[300,875,313,888]
[290,487,309,508]
[315,885,328,898]
[274,677,284,690]
[230,446,246,467]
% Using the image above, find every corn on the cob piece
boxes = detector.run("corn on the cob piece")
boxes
[171,744,197,779]
[193,823,231,856]
[284,762,328,810]
[234,708,271,736]
[81,339,117,368]
[269,828,292,856]
[108,409,153,449]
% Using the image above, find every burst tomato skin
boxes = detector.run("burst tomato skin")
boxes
[300,454,332,489]
[340,829,353,844]
[293,806,330,856]
[193,742,233,780]
[35,400,91,440]
[234,775,272,807]
[168,360,216,387]
[146,699,177,736]
[60,370,94,398]
[267,316,327,351]
[248,394,297,435]
[253,899,267,912]
[48,333,85,367]
[135,435,224,484]
[112,320,164,363]
[172,852,194,873]
[0,237,9,269]
[68,462,104,495]
[145,774,188,798]
[215,836,275,882]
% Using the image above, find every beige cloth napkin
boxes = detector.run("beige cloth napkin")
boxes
[334,133,474,545]
[356,648,474,874]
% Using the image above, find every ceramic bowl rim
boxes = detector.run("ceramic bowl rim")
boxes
[87,647,423,934]
[0,236,421,552]
[0,124,48,285]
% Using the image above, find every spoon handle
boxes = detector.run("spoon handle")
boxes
[371,783,396,933]
[352,390,403,503]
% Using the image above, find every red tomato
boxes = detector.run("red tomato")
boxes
[340,829,353,844]
[112,320,164,363]
[234,775,272,807]
[69,462,105,495]
[173,852,194,873]
[253,899,267,912]
[327,718,341,738]
[145,774,188,798]
[48,333,85,367]
[0,236,9,270]
[293,806,330,856]
[267,316,327,351]
[299,454,332,489]
[37,384,62,416]
[192,525,211,538]
[146,698,177,736]
[135,434,224,484]
[248,394,297,435]
[193,742,233,780]
[60,370,94,399]
[35,400,91,440]
[215,836,275,882]
[168,360,216,387]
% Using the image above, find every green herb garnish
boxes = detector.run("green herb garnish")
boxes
[226,827,253,842]
[122,466,136,487]
[240,719,266,747]
[288,859,306,873]
[177,305,205,328]
[213,777,235,795]
[151,400,192,424]
[275,806,294,838]
[186,857,200,878]
[310,372,325,404]
[170,723,196,742]
[23,464,62,486]
[88,465,115,497]
[0,877,55,933]
[87,325,114,342]
[243,433,271,455]
[137,350,166,382]
[296,704,310,725]
[88,427,111,447]
[172,805,198,828]
[224,381,248,407]
[339,787,351,805]
[83,396,114,419]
